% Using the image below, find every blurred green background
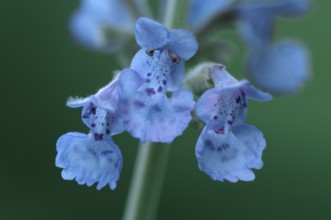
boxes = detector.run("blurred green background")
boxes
[1,0,330,219]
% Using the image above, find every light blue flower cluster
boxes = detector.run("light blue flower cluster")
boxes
[195,64,272,182]
[58,0,312,190]
[57,17,198,189]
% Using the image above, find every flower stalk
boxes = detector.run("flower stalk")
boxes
[122,1,189,220]
[122,142,171,220]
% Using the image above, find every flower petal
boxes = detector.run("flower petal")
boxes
[135,17,169,49]
[242,84,272,102]
[93,76,121,112]
[236,7,273,47]
[247,40,311,94]
[195,122,266,182]
[81,0,134,32]
[70,11,106,49]
[119,69,195,143]
[130,49,185,91]
[195,86,247,125]
[168,29,198,61]
[208,64,238,88]
[56,132,122,190]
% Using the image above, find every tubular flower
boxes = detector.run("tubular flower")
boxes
[118,18,197,143]
[195,64,272,182]
[56,77,124,190]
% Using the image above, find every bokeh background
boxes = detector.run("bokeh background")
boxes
[1,0,330,219]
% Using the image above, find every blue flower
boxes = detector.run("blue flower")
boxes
[56,77,125,190]
[247,40,311,94]
[70,0,135,51]
[195,64,272,182]
[118,18,198,143]
[235,0,311,94]
[236,0,311,48]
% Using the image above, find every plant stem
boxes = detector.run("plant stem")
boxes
[163,0,190,28]
[122,142,171,220]
[122,1,189,220]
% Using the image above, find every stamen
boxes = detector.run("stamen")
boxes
[146,49,154,56]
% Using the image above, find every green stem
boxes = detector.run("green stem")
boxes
[163,0,190,28]
[122,1,189,220]
[122,142,171,220]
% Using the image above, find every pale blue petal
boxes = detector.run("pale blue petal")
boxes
[93,76,121,112]
[207,64,238,87]
[130,49,185,91]
[135,17,169,49]
[188,0,233,31]
[70,0,134,51]
[247,41,311,94]
[56,132,122,190]
[236,7,273,47]
[168,30,198,61]
[232,124,266,169]
[67,96,92,108]
[81,0,134,32]
[119,69,195,143]
[242,84,273,102]
[70,11,106,49]
[195,122,266,182]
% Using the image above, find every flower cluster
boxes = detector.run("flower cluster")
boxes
[56,17,197,189]
[57,0,311,190]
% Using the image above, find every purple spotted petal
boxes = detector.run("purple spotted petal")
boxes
[66,78,125,136]
[195,86,247,125]
[135,17,169,49]
[247,41,311,94]
[168,29,198,61]
[196,122,266,182]
[56,132,123,190]
[188,0,233,31]
[130,49,185,91]
[119,69,195,143]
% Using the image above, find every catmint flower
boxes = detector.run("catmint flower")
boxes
[236,0,311,48]
[234,0,311,94]
[118,18,198,143]
[247,40,311,94]
[56,77,124,190]
[70,0,134,52]
[195,64,272,182]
